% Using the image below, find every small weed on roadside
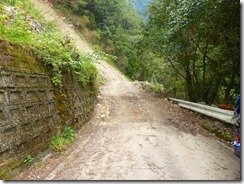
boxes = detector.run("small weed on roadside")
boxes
[24,155,33,164]
[50,127,75,152]
[34,160,42,169]
[99,76,106,85]
[63,127,74,142]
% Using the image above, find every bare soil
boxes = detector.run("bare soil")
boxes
[15,0,241,180]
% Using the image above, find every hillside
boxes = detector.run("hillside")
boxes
[42,0,240,106]
[0,0,98,179]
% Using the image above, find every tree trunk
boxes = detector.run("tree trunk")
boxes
[223,73,235,105]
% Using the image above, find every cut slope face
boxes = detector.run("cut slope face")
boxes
[15,0,240,180]
[29,0,93,54]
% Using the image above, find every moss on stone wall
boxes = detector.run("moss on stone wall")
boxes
[0,39,47,74]
[0,39,97,180]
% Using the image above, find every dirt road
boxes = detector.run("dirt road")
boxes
[15,0,240,180]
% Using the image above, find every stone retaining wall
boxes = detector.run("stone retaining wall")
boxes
[0,40,97,179]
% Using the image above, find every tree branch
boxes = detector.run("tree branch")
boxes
[166,57,186,80]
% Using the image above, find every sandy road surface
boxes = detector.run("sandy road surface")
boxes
[15,0,241,180]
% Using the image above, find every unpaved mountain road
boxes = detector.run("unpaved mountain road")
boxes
[15,0,240,180]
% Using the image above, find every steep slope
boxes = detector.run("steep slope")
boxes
[0,0,98,179]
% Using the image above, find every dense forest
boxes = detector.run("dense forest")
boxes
[55,0,239,106]
[141,0,240,105]
[5,0,240,106]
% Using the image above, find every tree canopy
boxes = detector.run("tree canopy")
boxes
[50,0,240,106]
[140,0,240,104]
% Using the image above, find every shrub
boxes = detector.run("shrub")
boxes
[50,127,75,152]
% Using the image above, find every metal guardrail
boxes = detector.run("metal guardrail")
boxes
[168,98,235,124]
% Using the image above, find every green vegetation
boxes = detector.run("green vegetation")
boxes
[48,0,142,76]
[139,0,240,105]
[50,0,240,106]
[0,168,10,180]
[140,81,163,93]
[62,127,75,142]
[0,0,240,105]
[0,0,98,90]
[34,160,42,169]
[98,76,106,85]
[50,127,75,152]
[23,155,33,164]
[0,1,98,179]
[201,123,235,142]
